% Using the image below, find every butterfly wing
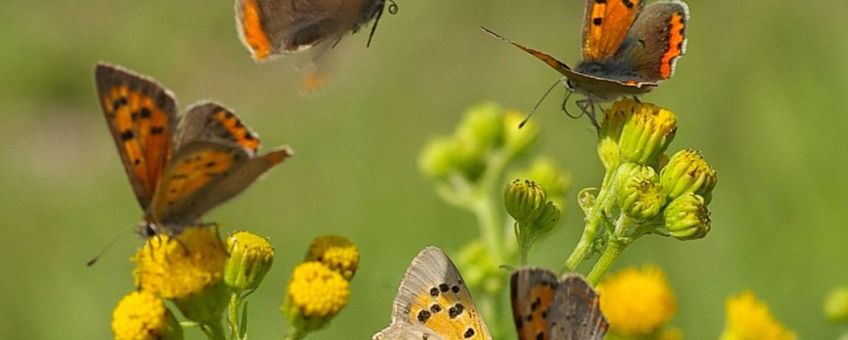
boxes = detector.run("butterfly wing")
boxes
[482,27,573,77]
[548,274,608,340]
[510,268,559,340]
[235,0,384,59]
[177,102,261,155]
[581,0,645,62]
[612,1,689,82]
[374,246,492,340]
[95,63,177,210]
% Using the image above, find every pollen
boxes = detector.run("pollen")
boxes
[598,265,677,336]
[306,236,360,280]
[111,291,168,340]
[133,227,227,299]
[286,261,350,318]
[721,291,796,340]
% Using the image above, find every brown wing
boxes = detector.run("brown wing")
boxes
[548,274,608,340]
[177,102,260,155]
[510,268,559,340]
[582,0,645,62]
[613,1,689,82]
[95,63,177,210]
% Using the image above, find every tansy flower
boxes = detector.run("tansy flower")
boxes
[112,291,182,340]
[306,236,360,280]
[720,291,796,340]
[598,265,677,336]
[225,231,275,291]
[282,261,351,339]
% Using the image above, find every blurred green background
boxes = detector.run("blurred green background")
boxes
[2,0,848,339]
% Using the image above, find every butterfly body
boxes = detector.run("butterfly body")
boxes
[485,0,688,103]
[95,63,293,237]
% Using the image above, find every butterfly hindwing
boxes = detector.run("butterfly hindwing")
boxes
[177,102,261,155]
[511,268,559,340]
[582,0,645,62]
[375,246,492,340]
[613,1,689,82]
[548,275,608,340]
[95,63,177,210]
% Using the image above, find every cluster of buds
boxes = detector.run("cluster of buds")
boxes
[282,236,360,339]
[504,179,562,263]
[598,99,717,241]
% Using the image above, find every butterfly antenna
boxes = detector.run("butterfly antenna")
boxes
[86,228,134,266]
[518,78,560,129]
[367,0,397,48]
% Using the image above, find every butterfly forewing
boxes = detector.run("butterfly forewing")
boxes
[581,0,645,62]
[375,246,492,340]
[548,275,608,340]
[95,63,177,210]
[510,268,559,340]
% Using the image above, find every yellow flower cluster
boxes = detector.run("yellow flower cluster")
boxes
[286,261,351,318]
[721,291,796,340]
[133,227,228,299]
[599,265,677,336]
[306,236,360,280]
[111,291,177,340]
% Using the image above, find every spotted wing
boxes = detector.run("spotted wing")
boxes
[548,274,608,340]
[95,63,177,210]
[612,1,689,82]
[374,246,492,340]
[581,0,645,62]
[148,140,292,230]
[235,0,384,60]
[510,268,559,340]
[176,102,260,155]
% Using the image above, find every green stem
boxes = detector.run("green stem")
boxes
[472,197,503,264]
[227,292,242,340]
[587,238,626,285]
[202,320,227,340]
[561,167,620,274]
[283,326,308,340]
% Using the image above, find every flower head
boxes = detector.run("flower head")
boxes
[112,291,183,340]
[504,179,548,224]
[663,193,711,240]
[306,236,360,280]
[225,231,275,291]
[282,261,351,336]
[503,110,539,156]
[720,291,796,340]
[599,265,677,336]
[660,149,717,203]
[617,163,667,221]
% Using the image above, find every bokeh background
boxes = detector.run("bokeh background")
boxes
[2,0,848,339]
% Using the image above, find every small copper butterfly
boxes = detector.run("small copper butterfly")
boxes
[235,0,396,61]
[95,63,293,236]
[510,268,608,340]
[484,0,689,123]
[373,246,492,340]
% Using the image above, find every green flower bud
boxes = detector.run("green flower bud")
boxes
[660,149,717,203]
[504,111,539,156]
[418,136,463,179]
[618,100,677,165]
[597,100,631,170]
[505,179,547,223]
[224,231,275,292]
[825,287,848,323]
[511,156,571,209]
[456,102,505,154]
[617,164,667,220]
[663,193,711,240]
[534,201,561,233]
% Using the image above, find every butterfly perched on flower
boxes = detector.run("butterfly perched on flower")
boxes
[483,0,689,124]
[95,63,293,237]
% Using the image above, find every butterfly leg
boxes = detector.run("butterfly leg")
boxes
[561,88,581,119]
[575,98,601,132]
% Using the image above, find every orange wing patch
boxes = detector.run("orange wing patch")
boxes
[239,0,272,60]
[582,0,643,62]
[659,12,686,79]
[513,283,557,340]
[103,85,172,207]
[211,109,260,154]
[408,282,489,339]
[155,148,236,209]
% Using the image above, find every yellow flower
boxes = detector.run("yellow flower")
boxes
[133,227,227,299]
[599,265,677,336]
[225,231,275,291]
[112,291,182,340]
[285,261,350,319]
[306,236,360,280]
[720,291,796,340]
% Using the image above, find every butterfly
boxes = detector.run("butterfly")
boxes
[235,0,396,61]
[95,63,293,237]
[373,246,492,340]
[483,0,689,123]
[510,268,608,340]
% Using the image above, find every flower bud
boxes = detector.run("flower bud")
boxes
[112,291,183,340]
[306,236,360,280]
[512,156,571,209]
[504,179,547,224]
[663,193,711,240]
[456,102,505,154]
[617,163,667,220]
[282,262,351,336]
[618,100,677,165]
[660,149,717,203]
[597,101,630,170]
[504,111,539,156]
[224,231,275,291]
[418,136,463,179]
[825,286,848,323]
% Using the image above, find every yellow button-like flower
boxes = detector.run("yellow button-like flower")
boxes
[306,236,359,280]
[720,291,796,340]
[133,227,228,299]
[112,291,182,340]
[286,261,350,319]
[225,231,275,291]
[598,265,677,336]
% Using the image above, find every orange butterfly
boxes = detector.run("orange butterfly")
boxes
[95,63,293,236]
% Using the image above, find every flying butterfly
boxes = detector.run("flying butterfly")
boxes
[510,268,608,340]
[95,63,293,237]
[373,246,492,340]
[483,0,689,126]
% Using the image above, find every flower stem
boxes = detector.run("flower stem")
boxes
[283,327,307,340]
[562,169,619,274]
[227,292,243,340]
[587,237,626,285]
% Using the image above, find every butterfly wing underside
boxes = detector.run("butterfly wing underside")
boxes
[510,268,559,340]
[374,246,491,340]
[614,1,689,82]
[548,275,608,340]
[95,63,177,210]
[581,0,645,62]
